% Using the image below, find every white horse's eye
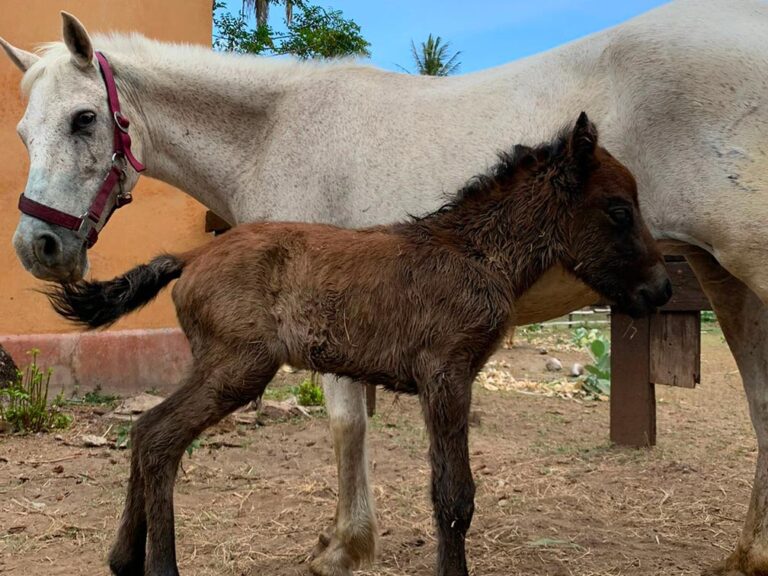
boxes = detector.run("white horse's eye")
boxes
[72,110,96,131]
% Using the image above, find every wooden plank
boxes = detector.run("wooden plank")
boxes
[649,311,700,388]
[366,383,377,417]
[205,210,232,235]
[660,261,711,312]
[610,312,655,447]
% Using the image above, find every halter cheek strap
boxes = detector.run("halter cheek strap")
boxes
[17,51,145,248]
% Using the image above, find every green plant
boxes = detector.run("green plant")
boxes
[520,322,544,342]
[701,310,717,323]
[570,326,602,349]
[0,349,71,433]
[213,0,370,59]
[401,34,461,76]
[115,424,131,449]
[79,386,120,407]
[293,376,324,406]
[186,438,202,457]
[582,336,611,397]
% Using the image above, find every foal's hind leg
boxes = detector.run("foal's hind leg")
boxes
[419,363,475,576]
[311,375,376,576]
[135,353,277,576]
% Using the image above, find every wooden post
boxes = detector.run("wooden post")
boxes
[610,313,656,447]
[366,384,377,417]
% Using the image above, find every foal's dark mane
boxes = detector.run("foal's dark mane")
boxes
[409,126,573,225]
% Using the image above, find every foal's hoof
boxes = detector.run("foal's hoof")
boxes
[108,558,144,576]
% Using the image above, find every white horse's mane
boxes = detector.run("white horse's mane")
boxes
[21,32,371,95]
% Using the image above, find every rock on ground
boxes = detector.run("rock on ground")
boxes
[545,357,563,372]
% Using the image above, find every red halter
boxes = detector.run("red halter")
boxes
[18,51,145,248]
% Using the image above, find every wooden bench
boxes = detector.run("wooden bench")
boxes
[610,256,710,447]
[207,211,712,432]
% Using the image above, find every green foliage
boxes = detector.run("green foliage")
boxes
[79,386,120,407]
[570,326,602,349]
[701,310,717,323]
[0,350,71,433]
[213,0,370,59]
[186,438,202,457]
[403,34,461,76]
[520,322,543,342]
[580,332,611,397]
[115,424,131,449]
[293,376,325,406]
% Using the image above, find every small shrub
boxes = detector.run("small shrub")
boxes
[115,424,131,449]
[520,322,544,342]
[0,349,71,433]
[294,376,324,406]
[701,310,717,323]
[186,438,202,457]
[570,326,602,349]
[582,336,611,397]
[79,386,120,407]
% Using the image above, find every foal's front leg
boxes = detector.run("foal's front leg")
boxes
[135,360,275,576]
[420,369,475,576]
[108,440,148,576]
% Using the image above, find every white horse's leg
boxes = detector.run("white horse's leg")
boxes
[688,252,768,575]
[311,374,376,576]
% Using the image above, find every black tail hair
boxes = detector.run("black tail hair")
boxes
[46,254,185,329]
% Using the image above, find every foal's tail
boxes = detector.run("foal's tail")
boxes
[46,254,186,329]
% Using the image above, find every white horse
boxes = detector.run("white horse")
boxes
[2,1,768,574]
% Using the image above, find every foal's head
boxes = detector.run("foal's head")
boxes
[546,112,670,316]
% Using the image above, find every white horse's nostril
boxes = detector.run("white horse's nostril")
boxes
[33,233,62,266]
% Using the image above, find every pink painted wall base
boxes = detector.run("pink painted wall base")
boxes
[0,329,191,396]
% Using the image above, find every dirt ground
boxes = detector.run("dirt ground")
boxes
[0,328,755,576]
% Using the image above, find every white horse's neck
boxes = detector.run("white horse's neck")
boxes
[105,41,328,222]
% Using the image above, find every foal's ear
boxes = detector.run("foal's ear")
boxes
[61,12,93,69]
[569,111,598,169]
[0,37,39,72]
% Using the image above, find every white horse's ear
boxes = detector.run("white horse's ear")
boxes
[61,12,93,69]
[0,37,39,72]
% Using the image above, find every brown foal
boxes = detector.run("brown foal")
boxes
[49,112,671,576]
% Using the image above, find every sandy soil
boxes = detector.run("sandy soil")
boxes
[0,329,753,576]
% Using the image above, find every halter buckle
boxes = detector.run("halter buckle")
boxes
[113,111,130,133]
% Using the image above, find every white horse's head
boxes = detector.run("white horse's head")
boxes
[1,13,143,282]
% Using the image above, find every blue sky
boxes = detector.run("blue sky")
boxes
[219,1,671,74]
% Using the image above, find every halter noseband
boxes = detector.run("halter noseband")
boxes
[18,51,145,248]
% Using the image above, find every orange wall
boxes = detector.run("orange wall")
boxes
[0,1,212,334]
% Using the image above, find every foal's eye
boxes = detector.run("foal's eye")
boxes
[608,206,633,227]
[72,111,97,132]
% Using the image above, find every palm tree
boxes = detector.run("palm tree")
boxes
[242,0,294,26]
[410,34,461,76]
